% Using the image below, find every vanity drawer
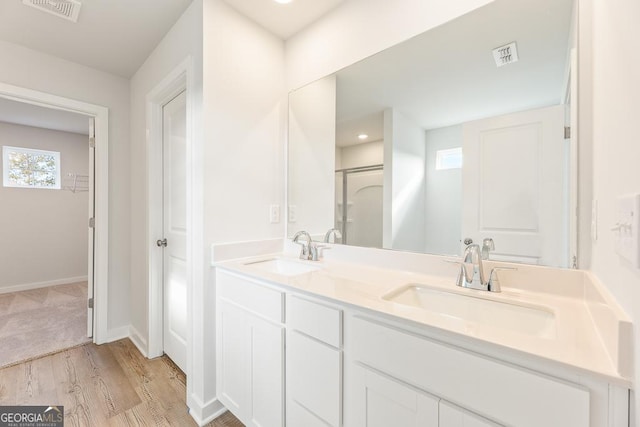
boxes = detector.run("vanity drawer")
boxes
[217,270,284,323]
[288,294,342,348]
[349,316,589,427]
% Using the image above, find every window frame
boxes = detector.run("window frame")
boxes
[435,147,463,171]
[2,145,62,190]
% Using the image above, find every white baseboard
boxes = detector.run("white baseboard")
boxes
[128,325,149,358]
[187,394,226,426]
[105,325,130,343]
[0,276,88,294]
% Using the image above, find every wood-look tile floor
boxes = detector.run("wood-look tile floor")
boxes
[0,339,244,427]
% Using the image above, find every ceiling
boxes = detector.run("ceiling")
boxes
[0,0,343,133]
[222,0,346,39]
[0,97,90,135]
[335,0,573,146]
[0,0,193,77]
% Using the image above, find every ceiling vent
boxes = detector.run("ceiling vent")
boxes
[492,42,519,67]
[22,0,82,23]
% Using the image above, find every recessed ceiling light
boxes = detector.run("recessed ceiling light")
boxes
[274,0,292,4]
[358,134,368,140]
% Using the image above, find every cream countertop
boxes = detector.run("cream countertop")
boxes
[212,241,632,388]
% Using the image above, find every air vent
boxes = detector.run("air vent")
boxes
[492,42,519,67]
[22,0,82,23]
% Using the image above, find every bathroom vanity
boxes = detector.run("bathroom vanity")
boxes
[213,241,631,427]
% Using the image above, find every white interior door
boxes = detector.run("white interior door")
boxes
[87,117,95,337]
[461,105,568,267]
[162,90,188,372]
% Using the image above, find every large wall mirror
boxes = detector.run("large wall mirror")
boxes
[288,0,577,268]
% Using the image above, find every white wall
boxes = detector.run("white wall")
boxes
[128,0,207,419]
[589,0,640,420]
[424,125,462,256]
[285,0,493,90]
[338,140,384,170]
[202,0,285,419]
[129,0,203,355]
[0,122,88,290]
[0,40,130,336]
[383,109,426,252]
[288,75,336,237]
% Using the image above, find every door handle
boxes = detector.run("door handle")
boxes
[156,238,167,247]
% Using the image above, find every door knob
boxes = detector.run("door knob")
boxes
[463,238,473,245]
[156,238,167,247]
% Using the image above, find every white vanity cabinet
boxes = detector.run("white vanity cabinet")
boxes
[351,365,439,427]
[286,295,343,427]
[216,271,285,427]
[439,402,500,427]
[215,264,629,427]
[350,366,498,427]
[345,315,590,427]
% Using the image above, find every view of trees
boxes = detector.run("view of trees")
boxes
[5,148,59,188]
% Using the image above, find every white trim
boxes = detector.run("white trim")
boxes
[146,57,193,361]
[129,325,149,358]
[0,81,109,345]
[186,394,226,427]
[0,276,88,294]
[106,325,130,343]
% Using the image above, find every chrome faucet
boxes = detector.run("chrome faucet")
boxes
[456,244,502,292]
[292,231,312,260]
[324,228,342,243]
[481,238,495,260]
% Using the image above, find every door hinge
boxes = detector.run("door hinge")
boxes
[89,217,95,228]
[89,137,95,148]
[564,126,571,139]
[88,298,94,309]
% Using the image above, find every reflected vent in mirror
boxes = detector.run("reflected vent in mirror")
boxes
[492,42,519,67]
[22,0,82,23]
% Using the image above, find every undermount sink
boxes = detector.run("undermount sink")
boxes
[383,284,556,339]
[244,258,321,277]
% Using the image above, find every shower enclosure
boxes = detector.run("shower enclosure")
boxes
[335,164,383,247]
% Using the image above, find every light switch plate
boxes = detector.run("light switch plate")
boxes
[269,204,280,224]
[288,205,297,223]
[614,194,640,268]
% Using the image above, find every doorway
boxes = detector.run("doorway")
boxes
[146,61,192,375]
[160,90,188,372]
[0,82,108,365]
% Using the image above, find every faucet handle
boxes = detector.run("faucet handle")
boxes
[487,266,517,292]
[481,238,495,260]
[309,243,327,261]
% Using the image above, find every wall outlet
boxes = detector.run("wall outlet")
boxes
[269,204,280,224]
[288,205,297,223]
[613,194,640,268]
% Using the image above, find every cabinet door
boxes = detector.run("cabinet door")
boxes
[288,330,342,427]
[250,316,284,427]
[217,300,248,416]
[353,366,438,427]
[440,401,501,427]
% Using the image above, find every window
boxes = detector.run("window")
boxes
[2,146,61,189]
[435,147,463,170]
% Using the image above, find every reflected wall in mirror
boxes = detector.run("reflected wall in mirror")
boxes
[288,0,577,268]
